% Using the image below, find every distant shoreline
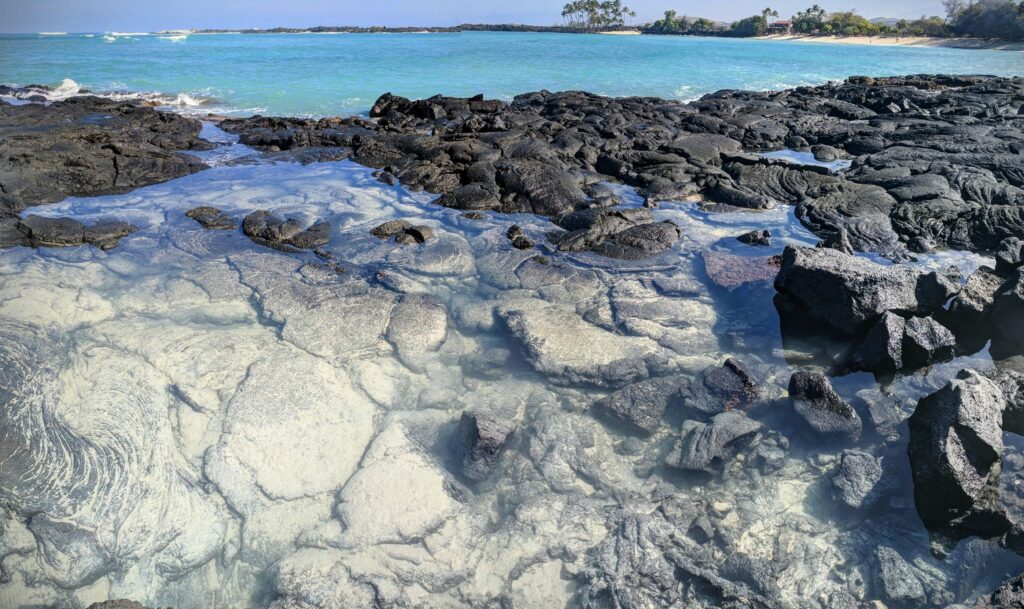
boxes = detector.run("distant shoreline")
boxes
[754,33,1024,51]
[14,27,1023,51]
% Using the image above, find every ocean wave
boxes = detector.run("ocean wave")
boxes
[0,79,236,115]
[159,34,189,42]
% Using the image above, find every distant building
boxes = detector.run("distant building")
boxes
[766,20,793,35]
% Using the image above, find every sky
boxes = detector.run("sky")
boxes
[0,0,948,33]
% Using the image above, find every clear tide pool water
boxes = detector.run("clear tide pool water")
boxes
[1,31,1022,116]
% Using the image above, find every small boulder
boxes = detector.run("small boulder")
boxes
[789,371,862,441]
[681,358,759,415]
[664,411,762,472]
[455,412,516,482]
[901,316,955,368]
[736,229,771,247]
[593,376,689,434]
[371,219,411,239]
[907,369,1010,540]
[848,312,905,373]
[242,210,331,250]
[185,206,235,230]
[832,450,884,509]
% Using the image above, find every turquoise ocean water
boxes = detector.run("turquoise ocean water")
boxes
[1,31,1022,116]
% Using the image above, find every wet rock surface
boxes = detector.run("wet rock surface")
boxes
[789,371,863,441]
[217,75,1024,258]
[241,210,332,251]
[0,213,138,250]
[0,94,210,212]
[3,77,1024,609]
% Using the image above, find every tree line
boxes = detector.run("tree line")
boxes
[641,0,1024,41]
[561,0,636,30]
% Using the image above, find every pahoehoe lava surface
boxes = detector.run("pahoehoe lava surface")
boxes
[1,75,1024,609]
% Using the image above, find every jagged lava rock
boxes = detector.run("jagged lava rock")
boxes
[832,450,885,509]
[665,411,762,472]
[454,411,517,482]
[789,371,862,441]
[681,358,759,414]
[907,369,1010,540]
[186,206,236,230]
[774,245,958,336]
[593,375,689,434]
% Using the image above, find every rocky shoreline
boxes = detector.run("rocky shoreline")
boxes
[2,76,1024,609]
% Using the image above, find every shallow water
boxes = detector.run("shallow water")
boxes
[1,123,1022,608]
[1,31,1023,115]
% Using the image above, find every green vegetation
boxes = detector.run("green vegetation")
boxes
[643,10,719,35]
[951,0,1024,40]
[641,1,1024,41]
[561,0,637,30]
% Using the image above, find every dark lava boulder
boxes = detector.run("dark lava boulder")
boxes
[593,376,689,434]
[186,206,235,230]
[907,369,1010,541]
[737,230,771,247]
[774,245,958,336]
[242,210,331,251]
[789,371,862,441]
[664,411,762,472]
[991,272,1024,352]
[7,214,138,250]
[993,369,1024,437]
[551,208,680,259]
[945,266,1005,348]
[901,316,955,368]
[848,312,905,373]
[454,411,516,482]
[832,450,885,509]
[985,573,1024,609]
[681,358,759,415]
[996,237,1024,277]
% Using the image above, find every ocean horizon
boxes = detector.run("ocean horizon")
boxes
[3,31,1023,116]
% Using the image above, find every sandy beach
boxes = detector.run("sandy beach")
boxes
[757,33,1024,51]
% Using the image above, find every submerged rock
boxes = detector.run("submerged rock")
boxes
[737,229,771,247]
[186,206,235,230]
[832,450,885,509]
[874,546,926,606]
[703,251,781,289]
[454,411,517,482]
[665,411,762,472]
[789,371,862,441]
[907,369,1010,541]
[501,304,667,388]
[241,210,331,251]
[682,358,759,415]
[592,375,689,434]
